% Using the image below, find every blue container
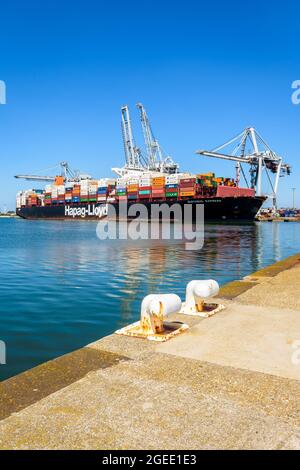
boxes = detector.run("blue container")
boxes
[72,197,79,203]
[165,183,178,189]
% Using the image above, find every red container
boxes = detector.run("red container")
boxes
[152,189,165,194]
[216,186,239,197]
[179,182,196,188]
[179,185,195,192]
[238,188,255,197]
[180,178,196,184]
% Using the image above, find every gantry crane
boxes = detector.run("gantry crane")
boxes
[114,104,179,176]
[196,127,291,209]
[136,103,179,174]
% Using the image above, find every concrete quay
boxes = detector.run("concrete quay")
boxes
[0,253,300,450]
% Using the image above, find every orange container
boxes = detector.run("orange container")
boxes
[54,176,65,186]
[180,191,195,197]
[127,186,139,192]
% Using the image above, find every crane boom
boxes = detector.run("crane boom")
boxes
[14,175,56,181]
[15,161,81,182]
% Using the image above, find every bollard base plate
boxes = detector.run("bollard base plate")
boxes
[115,321,189,342]
[180,302,225,318]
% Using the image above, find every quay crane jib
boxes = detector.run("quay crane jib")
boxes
[15,162,84,183]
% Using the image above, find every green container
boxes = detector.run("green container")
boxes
[80,198,89,202]
[89,198,97,202]
[116,191,126,196]
[139,190,151,195]
[166,192,178,198]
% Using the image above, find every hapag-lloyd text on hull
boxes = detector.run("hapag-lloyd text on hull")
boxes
[65,204,109,218]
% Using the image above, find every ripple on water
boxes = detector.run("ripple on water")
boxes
[1,218,300,380]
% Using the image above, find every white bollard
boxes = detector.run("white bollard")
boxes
[184,280,220,314]
[140,294,182,335]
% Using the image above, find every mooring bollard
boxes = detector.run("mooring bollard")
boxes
[115,293,188,342]
[140,294,182,335]
[180,280,225,317]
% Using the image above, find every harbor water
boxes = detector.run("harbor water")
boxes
[1,218,300,381]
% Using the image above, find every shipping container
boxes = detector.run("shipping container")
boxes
[180,191,196,197]
[139,190,151,195]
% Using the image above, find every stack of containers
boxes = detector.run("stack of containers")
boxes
[139,174,152,199]
[165,174,180,198]
[107,181,116,199]
[197,174,212,189]
[127,178,139,200]
[21,192,27,207]
[97,180,108,202]
[65,183,74,203]
[57,185,65,204]
[16,192,22,209]
[88,180,98,202]
[179,177,197,197]
[80,180,90,203]
[152,175,165,199]
[224,178,235,187]
[51,186,58,205]
[97,178,114,201]
[72,184,80,203]
[27,191,38,207]
[44,184,52,205]
[116,178,127,201]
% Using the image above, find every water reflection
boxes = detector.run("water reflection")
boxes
[1,219,300,380]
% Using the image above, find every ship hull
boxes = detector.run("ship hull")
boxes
[16,196,265,221]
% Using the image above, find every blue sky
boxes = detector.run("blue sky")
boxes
[0,0,299,209]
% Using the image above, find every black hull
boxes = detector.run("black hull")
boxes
[16,197,265,221]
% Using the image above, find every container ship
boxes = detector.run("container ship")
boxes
[16,104,291,221]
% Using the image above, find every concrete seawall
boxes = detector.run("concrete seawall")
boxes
[1,253,300,450]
